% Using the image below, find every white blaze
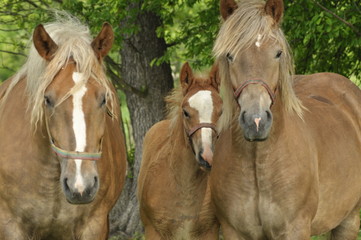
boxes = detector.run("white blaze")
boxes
[188,90,213,147]
[256,34,262,48]
[72,72,87,193]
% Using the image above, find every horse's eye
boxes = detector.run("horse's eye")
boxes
[275,50,283,58]
[183,110,190,118]
[100,95,107,107]
[44,95,54,107]
[226,53,234,62]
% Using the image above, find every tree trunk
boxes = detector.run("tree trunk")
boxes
[109,1,173,238]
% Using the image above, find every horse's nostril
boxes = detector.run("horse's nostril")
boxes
[241,111,246,123]
[198,153,212,169]
[266,110,272,120]
[63,178,70,191]
[93,176,99,188]
[86,188,91,195]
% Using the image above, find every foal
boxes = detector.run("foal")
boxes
[137,62,222,239]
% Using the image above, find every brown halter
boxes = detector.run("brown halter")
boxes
[187,123,219,139]
[233,79,276,106]
[186,122,219,154]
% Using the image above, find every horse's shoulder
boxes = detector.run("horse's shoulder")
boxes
[141,120,170,165]
[138,120,172,200]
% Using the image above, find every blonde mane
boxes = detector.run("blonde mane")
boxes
[0,12,114,128]
[213,0,304,130]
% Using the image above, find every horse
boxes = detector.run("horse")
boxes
[210,0,361,239]
[0,15,127,239]
[137,62,222,239]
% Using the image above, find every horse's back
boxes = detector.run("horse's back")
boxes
[295,72,361,119]
[295,72,361,146]
[294,72,361,234]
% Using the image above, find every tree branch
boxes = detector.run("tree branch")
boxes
[104,56,148,97]
[23,0,39,8]
[0,50,27,57]
[312,0,361,37]
[0,28,22,32]
[0,65,16,73]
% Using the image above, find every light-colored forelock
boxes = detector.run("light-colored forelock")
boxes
[214,0,273,60]
[214,0,304,130]
[2,13,114,128]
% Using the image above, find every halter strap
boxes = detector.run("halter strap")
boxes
[187,123,219,138]
[233,79,276,106]
[44,109,102,161]
[51,142,102,160]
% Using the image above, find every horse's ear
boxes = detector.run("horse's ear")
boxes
[210,63,221,91]
[33,24,58,61]
[91,22,114,60]
[264,0,284,24]
[220,0,238,20]
[180,62,193,95]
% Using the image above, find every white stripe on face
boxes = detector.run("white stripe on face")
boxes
[256,34,262,48]
[188,90,213,147]
[72,72,87,193]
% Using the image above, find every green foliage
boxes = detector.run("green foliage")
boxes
[283,0,361,80]
[61,0,140,48]
[144,0,220,69]
[1,0,360,84]
[0,0,140,81]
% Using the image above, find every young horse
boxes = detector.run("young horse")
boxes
[0,17,126,239]
[137,62,222,239]
[211,0,361,239]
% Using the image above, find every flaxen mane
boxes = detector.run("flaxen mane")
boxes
[213,0,304,130]
[0,12,114,127]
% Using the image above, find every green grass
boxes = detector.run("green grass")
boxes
[311,231,361,240]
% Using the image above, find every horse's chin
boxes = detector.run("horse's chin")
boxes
[65,196,96,205]
[199,165,212,172]
[241,124,271,142]
[244,135,268,142]
[198,158,212,171]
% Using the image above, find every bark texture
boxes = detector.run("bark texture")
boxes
[109,1,174,238]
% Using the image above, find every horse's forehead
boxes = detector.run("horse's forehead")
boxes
[188,89,212,104]
[49,64,99,95]
[45,64,72,94]
[188,90,213,113]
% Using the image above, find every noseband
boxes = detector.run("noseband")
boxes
[186,123,218,154]
[50,142,102,160]
[44,109,102,161]
[187,123,219,139]
[233,79,276,106]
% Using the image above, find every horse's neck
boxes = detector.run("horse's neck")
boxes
[0,77,59,182]
[169,119,206,184]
